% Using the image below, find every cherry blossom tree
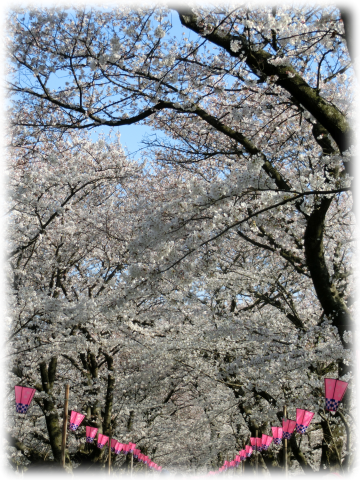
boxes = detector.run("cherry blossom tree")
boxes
[6,3,356,475]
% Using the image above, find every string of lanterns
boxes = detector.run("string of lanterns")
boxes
[13,378,349,473]
[205,378,349,475]
[14,386,163,472]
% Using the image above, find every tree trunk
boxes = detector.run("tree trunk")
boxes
[39,357,69,466]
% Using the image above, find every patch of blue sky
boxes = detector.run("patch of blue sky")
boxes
[13,6,244,164]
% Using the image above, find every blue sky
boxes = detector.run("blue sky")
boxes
[0,0,196,159]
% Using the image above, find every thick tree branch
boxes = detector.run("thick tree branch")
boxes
[289,435,314,473]
[304,197,352,347]
[177,8,352,160]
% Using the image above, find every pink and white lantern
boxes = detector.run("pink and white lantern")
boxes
[261,434,273,451]
[114,442,123,454]
[282,419,296,439]
[324,378,349,412]
[124,444,132,454]
[296,408,314,434]
[15,386,36,414]
[271,426,283,445]
[250,437,262,452]
[85,426,98,443]
[69,410,85,431]
[97,434,109,449]
[128,442,136,452]
[245,445,253,457]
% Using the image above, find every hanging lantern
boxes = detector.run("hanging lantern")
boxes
[133,448,141,459]
[295,408,314,434]
[240,449,246,460]
[235,455,241,464]
[128,442,136,452]
[115,442,123,455]
[245,445,253,457]
[121,444,129,454]
[97,434,109,449]
[86,426,98,443]
[69,410,85,431]
[324,378,349,412]
[261,434,273,451]
[229,461,236,468]
[250,437,262,452]
[282,419,296,439]
[111,438,118,453]
[14,386,36,414]
[271,426,283,445]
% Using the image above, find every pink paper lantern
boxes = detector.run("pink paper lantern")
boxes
[250,437,262,451]
[245,445,252,457]
[282,419,296,439]
[271,426,283,445]
[111,438,118,452]
[324,378,349,412]
[97,434,109,449]
[85,426,98,443]
[128,442,136,452]
[261,434,273,451]
[121,444,129,454]
[69,410,85,431]
[14,386,36,414]
[296,408,314,434]
[229,461,236,468]
[115,442,123,455]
